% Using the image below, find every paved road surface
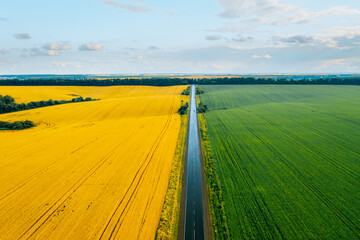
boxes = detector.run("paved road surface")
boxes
[184,85,205,240]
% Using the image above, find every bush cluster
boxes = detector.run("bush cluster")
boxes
[178,102,189,115]
[181,86,191,95]
[197,102,208,113]
[0,120,35,130]
[195,87,204,95]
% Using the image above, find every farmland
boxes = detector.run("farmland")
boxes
[199,85,360,239]
[0,85,186,239]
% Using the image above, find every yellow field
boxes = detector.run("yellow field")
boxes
[0,85,186,239]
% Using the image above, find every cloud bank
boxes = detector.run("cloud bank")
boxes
[217,0,360,26]
[79,42,103,51]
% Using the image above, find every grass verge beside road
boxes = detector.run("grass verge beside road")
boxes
[198,113,230,239]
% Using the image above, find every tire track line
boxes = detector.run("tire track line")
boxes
[100,114,173,239]
[214,114,283,239]
[241,119,360,237]
[99,97,176,240]
[0,138,99,202]
[18,122,149,240]
[136,97,178,239]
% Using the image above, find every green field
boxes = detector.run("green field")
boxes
[200,85,360,239]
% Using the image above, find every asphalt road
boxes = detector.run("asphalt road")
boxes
[183,85,205,240]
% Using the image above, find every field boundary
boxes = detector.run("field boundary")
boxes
[198,113,230,239]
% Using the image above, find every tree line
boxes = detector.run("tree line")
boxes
[0,77,359,86]
[0,95,98,114]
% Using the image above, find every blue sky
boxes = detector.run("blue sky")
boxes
[1,0,360,74]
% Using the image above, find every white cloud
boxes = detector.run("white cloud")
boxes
[321,26,360,38]
[275,35,314,45]
[136,55,146,60]
[148,46,159,50]
[1,48,9,54]
[79,42,103,51]
[212,63,225,69]
[218,0,292,19]
[207,26,247,33]
[46,50,59,56]
[14,33,31,39]
[205,35,223,41]
[23,42,71,57]
[28,48,56,57]
[271,25,360,49]
[319,58,346,65]
[29,48,42,57]
[252,54,272,59]
[312,26,360,48]
[206,35,222,41]
[43,42,71,51]
[320,6,360,17]
[217,0,360,26]
[96,0,153,12]
[313,58,360,71]
[165,10,175,16]
[273,33,337,48]
[232,36,254,42]
[205,34,254,43]
[0,59,14,65]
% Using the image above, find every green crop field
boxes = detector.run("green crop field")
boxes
[200,85,360,239]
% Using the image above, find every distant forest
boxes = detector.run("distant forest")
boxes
[0,77,359,86]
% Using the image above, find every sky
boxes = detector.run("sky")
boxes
[1,0,360,74]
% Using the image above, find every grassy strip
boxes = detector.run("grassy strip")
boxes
[156,108,189,239]
[198,113,230,239]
